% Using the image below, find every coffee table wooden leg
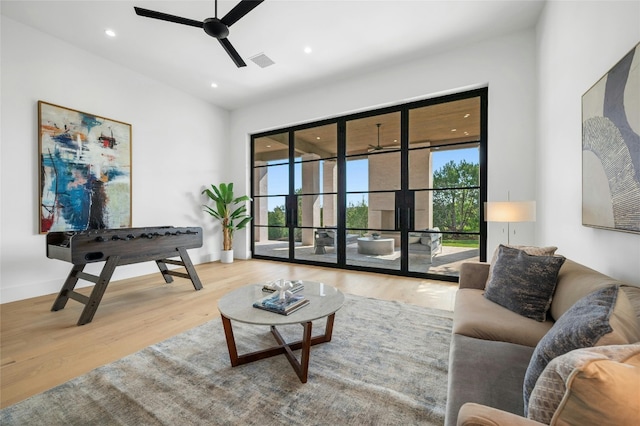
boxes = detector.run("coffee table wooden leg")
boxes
[221,315,240,366]
[271,321,312,383]
[221,313,337,383]
[299,321,312,382]
[324,313,335,342]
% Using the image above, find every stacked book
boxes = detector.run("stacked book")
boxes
[253,292,309,315]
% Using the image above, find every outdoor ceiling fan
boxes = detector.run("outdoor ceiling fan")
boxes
[368,123,399,152]
[134,0,264,68]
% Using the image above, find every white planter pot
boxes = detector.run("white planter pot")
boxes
[220,249,234,264]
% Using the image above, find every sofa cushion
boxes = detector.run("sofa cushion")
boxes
[528,344,640,425]
[444,334,535,426]
[624,285,640,319]
[523,285,619,416]
[458,261,491,290]
[458,403,545,426]
[484,245,565,322]
[599,286,640,345]
[550,259,625,321]
[454,289,553,347]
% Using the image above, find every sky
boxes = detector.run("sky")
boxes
[264,147,478,209]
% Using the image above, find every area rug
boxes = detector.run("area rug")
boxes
[0,295,453,425]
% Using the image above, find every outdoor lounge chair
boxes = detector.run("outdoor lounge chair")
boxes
[314,229,359,254]
[408,227,442,263]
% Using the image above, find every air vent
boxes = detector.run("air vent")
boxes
[249,53,275,68]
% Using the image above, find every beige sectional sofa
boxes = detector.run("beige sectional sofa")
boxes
[445,247,640,426]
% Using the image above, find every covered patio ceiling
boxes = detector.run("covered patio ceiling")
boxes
[254,96,481,161]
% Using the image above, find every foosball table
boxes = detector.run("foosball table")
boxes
[46,226,204,325]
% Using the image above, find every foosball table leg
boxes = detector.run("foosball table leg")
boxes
[51,264,86,312]
[178,247,203,290]
[155,260,175,284]
[76,255,120,326]
[154,248,203,290]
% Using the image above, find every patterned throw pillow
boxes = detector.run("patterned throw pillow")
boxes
[484,245,565,321]
[523,285,619,417]
[486,244,558,284]
[528,344,640,424]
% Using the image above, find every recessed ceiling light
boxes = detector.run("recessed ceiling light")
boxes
[451,128,457,132]
[304,46,312,54]
[210,83,218,88]
[316,136,321,140]
[105,29,116,37]
[463,113,470,118]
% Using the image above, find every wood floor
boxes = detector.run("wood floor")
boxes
[0,259,458,409]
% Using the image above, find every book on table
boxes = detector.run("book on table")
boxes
[253,293,309,315]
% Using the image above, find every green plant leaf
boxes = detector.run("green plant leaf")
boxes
[201,182,252,251]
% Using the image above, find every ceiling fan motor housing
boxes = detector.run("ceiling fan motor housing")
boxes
[203,18,229,39]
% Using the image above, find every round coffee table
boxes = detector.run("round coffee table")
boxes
[218,281,344,383]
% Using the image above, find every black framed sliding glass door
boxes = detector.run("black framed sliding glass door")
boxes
[251,88,487,281]
[344,111,402,271]
[406,97,483,275]
[252,131,292,260]
[252,123,340,265]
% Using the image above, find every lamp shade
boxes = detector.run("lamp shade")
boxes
[485,201,536,222]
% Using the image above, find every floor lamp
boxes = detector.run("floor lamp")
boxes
[484,200,536,245]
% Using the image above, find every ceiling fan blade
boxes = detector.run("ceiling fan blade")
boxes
[218,38,247,67]
[220,0,264,27]
[134,7,203,28]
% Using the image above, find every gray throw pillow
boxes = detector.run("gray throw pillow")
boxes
[523,285,619,417]
[484,245,565,322]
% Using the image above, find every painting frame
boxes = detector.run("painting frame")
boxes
[582,42,640,234]
[38,101,132,234]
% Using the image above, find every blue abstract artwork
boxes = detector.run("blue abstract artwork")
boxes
[39,101,131,233]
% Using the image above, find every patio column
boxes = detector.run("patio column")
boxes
[323,160,337,226]
[253,161,268,242]
[411,147,433,229]
[301,154,320,245]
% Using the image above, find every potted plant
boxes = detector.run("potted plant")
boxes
[202,182,252,263]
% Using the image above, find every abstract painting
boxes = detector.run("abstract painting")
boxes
[39,101,132,233]
[582,43,640,234]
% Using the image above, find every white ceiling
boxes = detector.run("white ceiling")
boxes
[1,0,545,110]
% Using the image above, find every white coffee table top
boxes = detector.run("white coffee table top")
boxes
[218,281,345,326]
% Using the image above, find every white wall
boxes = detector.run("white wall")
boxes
[536,1,640,285]
[229,29,539,259]
[5,1,637,304]
[0,17,229,302]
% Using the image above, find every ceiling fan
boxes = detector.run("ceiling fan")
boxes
[134,0,264,68]
[368,123,399,152]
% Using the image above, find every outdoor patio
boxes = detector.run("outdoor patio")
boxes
[254,240,479,277]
